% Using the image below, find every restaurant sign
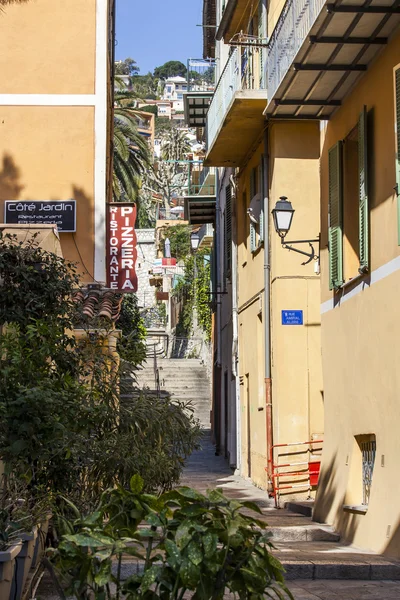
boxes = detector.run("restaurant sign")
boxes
[4,200,76,232]
[106,203,137,292]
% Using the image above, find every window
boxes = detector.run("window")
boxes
[360,436,376,506]
[249,158,264,253]
[328,106,369,289]
[224,185,232,282]
[177,93,183,99]
[166,86,172,93]
[345,434,376,509]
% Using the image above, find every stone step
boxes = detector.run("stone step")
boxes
[109,546,400,582]
[275,542,400,580]
[268,525,340,543]
[285,501,314,518]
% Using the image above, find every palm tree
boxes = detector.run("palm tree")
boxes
[161,129,191,162]
[112,80,150,202]
[113,109,150,202]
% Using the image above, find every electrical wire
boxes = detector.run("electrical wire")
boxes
[72,232,101,283]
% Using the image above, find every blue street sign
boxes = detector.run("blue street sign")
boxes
[282,310,303,325]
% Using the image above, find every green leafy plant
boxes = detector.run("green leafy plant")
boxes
[0,232,79,332]
[0,236,200,513]
[160,225,190,262]
[173,249,212,341]
[49,478,293,600]
[116,294,147,367]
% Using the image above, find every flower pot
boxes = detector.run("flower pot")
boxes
[10,527,37,600]
[31,514,51,569]
[0,542,22,600]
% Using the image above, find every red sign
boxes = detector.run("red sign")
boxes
[156,291,169,301]
[106,203,138,291]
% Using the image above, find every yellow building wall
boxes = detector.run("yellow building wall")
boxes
[0,0,107,282]
[269,122,323,501]
[237,122,323,494]
[267,0,285,36]
[315,30,400,555]
[0,0,96,94]
[0,107,95,281]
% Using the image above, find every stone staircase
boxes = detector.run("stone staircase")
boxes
[134,357,212,429]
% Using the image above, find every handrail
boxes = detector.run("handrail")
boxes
[266,439,323,508]
[153,343,161,397]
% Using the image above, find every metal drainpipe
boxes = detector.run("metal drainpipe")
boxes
[263,128,273,492]
[214,168,222,454]
[229,172,241,473]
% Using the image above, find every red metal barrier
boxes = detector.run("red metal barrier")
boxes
[266,439,323,508]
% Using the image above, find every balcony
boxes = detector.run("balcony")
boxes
[205,46,267,167]
[266,0,400,119]
[184,59,216,128]
[184,164,216,225]
[198,223,214,249]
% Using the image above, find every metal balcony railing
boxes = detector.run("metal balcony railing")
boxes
[267,0,325,100]
[188,165,216,196]
[198,223,214,247]
[206,46,266,152]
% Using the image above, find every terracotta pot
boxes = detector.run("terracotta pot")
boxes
[0,541,22,600]
[10,527,37,600]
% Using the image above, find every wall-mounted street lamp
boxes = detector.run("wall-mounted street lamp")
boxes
[190,230,200,251]
[271,196,320,266]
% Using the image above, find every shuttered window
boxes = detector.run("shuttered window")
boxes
[250,167,257,253]
[225,185,232,280]
[395,68,400,243]
[250,222,257,252]
[328,142,344,290]
[358,106,369,273]
[259,156,264,244]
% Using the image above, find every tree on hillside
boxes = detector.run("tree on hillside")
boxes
[141,129,191,213]
[156,117,175,136]
[154,60,187,79]
[161,128,191,162]
[131,72,159,99]
[137,104,158,116]
[115,57,139,77]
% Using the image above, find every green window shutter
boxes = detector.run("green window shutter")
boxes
[395,68,400,244]
[358,106,369,273]
[225,185,232,278]
[328,142,344,290]
[259,155,264,244]
[250,221,257,252]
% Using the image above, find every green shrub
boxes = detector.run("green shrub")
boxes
[50,476,293,600]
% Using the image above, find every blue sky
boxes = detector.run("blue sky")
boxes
[115,0,204,74]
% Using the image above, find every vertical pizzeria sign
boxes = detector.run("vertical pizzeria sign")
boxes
[106,203,138,291]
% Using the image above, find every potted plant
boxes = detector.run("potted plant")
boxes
[0,474,49,600]
[0,484,26,600]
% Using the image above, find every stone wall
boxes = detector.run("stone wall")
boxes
[136,229,156,309]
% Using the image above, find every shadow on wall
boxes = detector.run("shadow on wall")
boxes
[0,153,24,201]
[313,454,359,547]
[0,153,97,284]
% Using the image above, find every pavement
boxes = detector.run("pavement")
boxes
[36,430,400,599]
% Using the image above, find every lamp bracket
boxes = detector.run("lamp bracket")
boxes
[281,236,320,266]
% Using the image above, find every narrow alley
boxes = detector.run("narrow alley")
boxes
[182,432,400,600]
